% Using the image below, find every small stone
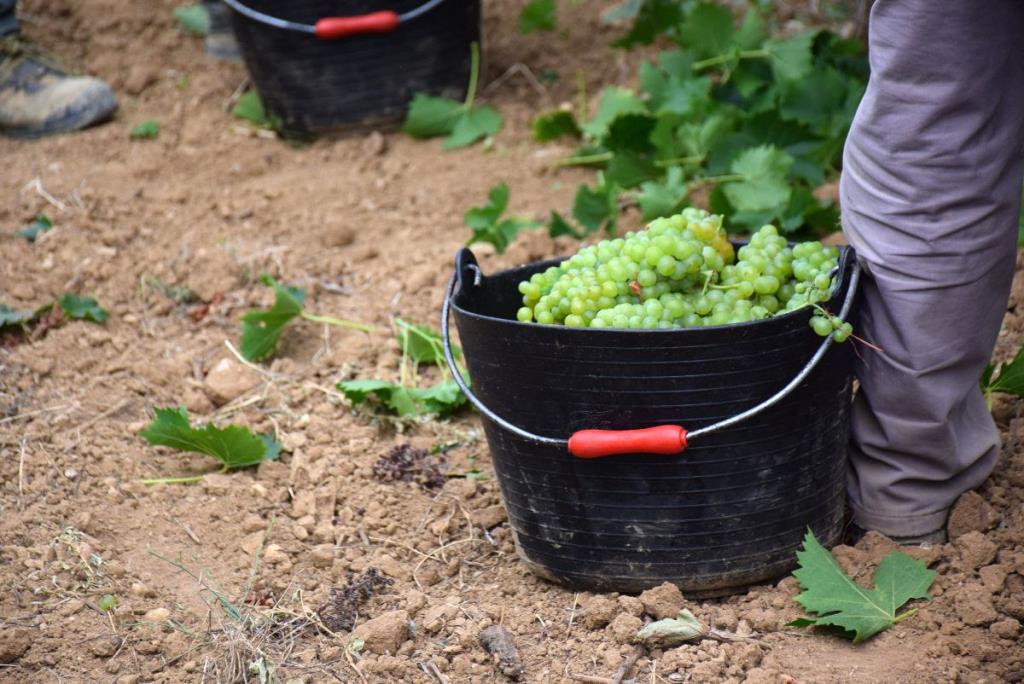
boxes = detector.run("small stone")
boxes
[955,587,999,626]
[617,595,644,617]
[241,514,266,533]
[990,618,1021,639]
[130,582,155,598]
[639,582,686,620]
[90,636,120,658]
[582,595,617,629]
[422,604,451,634]
[123,63,159,95]
[948,491,999,539]
[471,505,508,530]
[374,554,410,581]
[143,607,170,622]
[955,531,999,571]
[351,610,409,655]
[263,544,290,565]
[203,356,261,406]
[361,131,387,157]
[58,599,85,617]
[608,613,644,644]
[0,628,31,663]
[310,544,335,568]
[979,565,1009,593]
[404,590,427,615]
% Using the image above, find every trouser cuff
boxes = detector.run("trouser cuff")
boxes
[849,502,948,538]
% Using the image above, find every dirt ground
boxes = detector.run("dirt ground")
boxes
[2,1,1024,682]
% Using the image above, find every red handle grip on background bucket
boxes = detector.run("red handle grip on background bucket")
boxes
[315,11,400,39]
[568,425,688,459]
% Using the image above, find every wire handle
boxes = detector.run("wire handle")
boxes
[441,248,861,458]
[221,0,446,38]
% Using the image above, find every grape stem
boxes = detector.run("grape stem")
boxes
[701,270,716,295]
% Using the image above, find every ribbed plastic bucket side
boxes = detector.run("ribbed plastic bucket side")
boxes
[451,253,856,594]
[229,0,481,132]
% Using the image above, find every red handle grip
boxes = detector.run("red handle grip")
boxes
[568,425,688,459]
[314,11,400,39]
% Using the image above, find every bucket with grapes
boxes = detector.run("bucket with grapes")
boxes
[441,209,860,595]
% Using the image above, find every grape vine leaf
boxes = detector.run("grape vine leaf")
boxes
[337,378,466,418]
[0,304,36,328]
[581,87,646,139]
[240,275,306,362]
[15,214,52,241]
[140,406,281,470]
[173,4,210,36]
[636,166,687,220]
[59,294,108,323]
[572,177,620,235]
[404,94,464,138]
[764,32,816,82]
[519,0,556,33]
[464,183,538,253]
[443,105,502,150]
[676,2,734,58]
[722,145,793,213]
[791,529,935,643]
[532,110,580,142]
[130,120,160,140]
[981,343,1024,405]
[609,0,685,48]
[396,318,459,365]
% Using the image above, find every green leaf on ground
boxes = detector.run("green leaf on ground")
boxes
[240,276,306,362]
[532,110,580,142]
[173,4,210,36]
[637,166,687,220]
[581,87,646,139]
[444,106,502,150]
[59,294,108,323]
[404,94,464,138]
[519,0,556,33]
[130,120,160,140]
[140,406,280,471]
[791,529,935,643]
[232,91,274,128]
[721,145,793,213]
[464,183,539,253]
[337,378,466,418]
[982,344,1024,406]
[0,304,36,328]
[15,214,52,241]
[396,319,459,365]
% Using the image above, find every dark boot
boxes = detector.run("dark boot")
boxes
[0,37,117,139]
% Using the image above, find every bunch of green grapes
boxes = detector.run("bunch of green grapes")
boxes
[515,209,851,342]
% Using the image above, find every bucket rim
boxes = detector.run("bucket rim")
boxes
[450,243,858,335]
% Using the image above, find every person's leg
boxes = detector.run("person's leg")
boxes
[0,0,117,138]
[840,0,1024,537]
[0,0,17,37]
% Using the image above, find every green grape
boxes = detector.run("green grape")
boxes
[810,316,833,337]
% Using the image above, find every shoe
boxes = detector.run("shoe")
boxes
[845,522,947,547]
[203,0,241,62]
[0,37,117,139]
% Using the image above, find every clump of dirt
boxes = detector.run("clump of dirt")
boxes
[316,567,394,633]
[372,443,447,490]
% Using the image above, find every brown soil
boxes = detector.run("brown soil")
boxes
[2,1,1024,683]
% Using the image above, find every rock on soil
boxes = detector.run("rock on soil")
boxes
[955,530,999,571]
[948,491,1000,539]
[351,610,409,655]
[202,356,261,405]
[0,628,31,663]
[639,582,686,620]
[478,625,524,680]
[582,595,617,629]
[608,613,644,644]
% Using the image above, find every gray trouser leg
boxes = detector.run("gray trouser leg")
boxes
[0,0,17,36]
[840,0,1024,536]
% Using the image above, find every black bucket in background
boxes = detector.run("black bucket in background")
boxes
[449,247,859,595]
[228,1,481,134]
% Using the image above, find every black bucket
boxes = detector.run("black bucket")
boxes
[442,247,861,595]
[226,0,481,133]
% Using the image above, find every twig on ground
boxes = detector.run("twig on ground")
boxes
[611,645,645,684]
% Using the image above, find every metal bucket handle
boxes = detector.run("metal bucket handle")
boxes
[441,247,861,459]
[221,0,446,39]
